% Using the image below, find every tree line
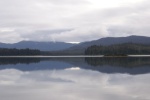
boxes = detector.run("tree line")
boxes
[85,43,150,56]
[0,48,41,56]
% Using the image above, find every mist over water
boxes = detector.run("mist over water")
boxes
[0,57,150,100]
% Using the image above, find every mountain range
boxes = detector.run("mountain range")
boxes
[0,41,75,51]
[0,35,150,51]
[59,35,150,55]
[68,35,150,50]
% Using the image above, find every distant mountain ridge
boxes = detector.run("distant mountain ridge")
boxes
[57,35,150,55]
[0,41,75,51]
[68,35,150,50]
[0,35,150,52]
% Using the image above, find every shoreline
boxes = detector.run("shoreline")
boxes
[0,55,104,58]
[0,55,150,58]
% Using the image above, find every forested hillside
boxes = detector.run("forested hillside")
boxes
[85,43,150,56]
[0,48,41,56]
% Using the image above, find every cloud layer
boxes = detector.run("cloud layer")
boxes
[0,0,150,43]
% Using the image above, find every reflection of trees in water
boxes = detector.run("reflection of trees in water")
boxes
[0,57,83,65]
[85,57,150,67]
[0,57,150,68]
[0,57,150,75]
[0,58,42,65]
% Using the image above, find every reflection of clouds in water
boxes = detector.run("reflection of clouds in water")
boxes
[65,67,81,70]
[0,68,150,100]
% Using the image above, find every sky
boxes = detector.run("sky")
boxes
[0,0,150,43]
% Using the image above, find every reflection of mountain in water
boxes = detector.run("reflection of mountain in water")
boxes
[0,57,150,74]
[0,57,73,71]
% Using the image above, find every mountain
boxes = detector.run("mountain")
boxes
[0,41,75,51]
[69,35,150,49]
[0,35,149,53]
[61,35,150,54]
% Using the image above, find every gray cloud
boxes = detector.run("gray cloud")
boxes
[46,0,90,5]
[0,0,149,43]
[21,29,73,42]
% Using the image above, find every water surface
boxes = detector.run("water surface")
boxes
[0,57,150,100]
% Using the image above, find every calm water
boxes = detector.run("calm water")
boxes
[0,57,150,100]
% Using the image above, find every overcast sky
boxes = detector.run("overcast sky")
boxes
[0,0,150,43]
